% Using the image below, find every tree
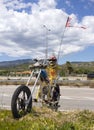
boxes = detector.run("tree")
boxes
[66,61,73,75]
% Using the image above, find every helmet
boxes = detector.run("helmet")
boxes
[49,56,57,61]
[49,55,57,66]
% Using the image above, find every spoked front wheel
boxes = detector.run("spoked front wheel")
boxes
[11,85,32,119]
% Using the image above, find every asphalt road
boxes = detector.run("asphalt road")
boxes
[0,85,94,111]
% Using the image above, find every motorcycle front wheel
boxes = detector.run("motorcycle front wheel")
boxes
[11,85,32,119]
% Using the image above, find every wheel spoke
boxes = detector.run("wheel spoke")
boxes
[11,85,32,118]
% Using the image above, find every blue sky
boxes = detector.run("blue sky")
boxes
[57,0,94,19]
[0,0,94,63]
[62,46,94,63]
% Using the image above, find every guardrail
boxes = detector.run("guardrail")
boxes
[0,77,94,87]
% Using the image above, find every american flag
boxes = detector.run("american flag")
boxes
[65,16,86,29]
[65,17,71,27]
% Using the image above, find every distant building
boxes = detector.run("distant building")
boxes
[87,73,94,80]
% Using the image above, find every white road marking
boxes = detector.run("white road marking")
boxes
[0,105,10,109]
[0,94,11,97]
[85,97,94,100]
[60,96,73,100]
[60,96,94,101]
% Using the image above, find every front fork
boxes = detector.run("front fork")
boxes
[25,69,41,106]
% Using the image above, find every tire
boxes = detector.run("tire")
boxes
[50,86,60,111]
[11,85,32,119]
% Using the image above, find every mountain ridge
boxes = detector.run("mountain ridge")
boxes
[0,59,94,67]
[0,59,32,67]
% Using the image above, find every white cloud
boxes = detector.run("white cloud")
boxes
[89,0,94,2]
[38,0,57,9]
[61,45,84,55]
[3,0,32,10]
[0,0,94,61]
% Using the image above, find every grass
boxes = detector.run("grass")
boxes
[0,79,94,87]
[0,107,94,130]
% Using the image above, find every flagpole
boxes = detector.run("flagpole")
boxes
[57,16,86,63]
[57,17,69,63]
[57,28,66,62]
